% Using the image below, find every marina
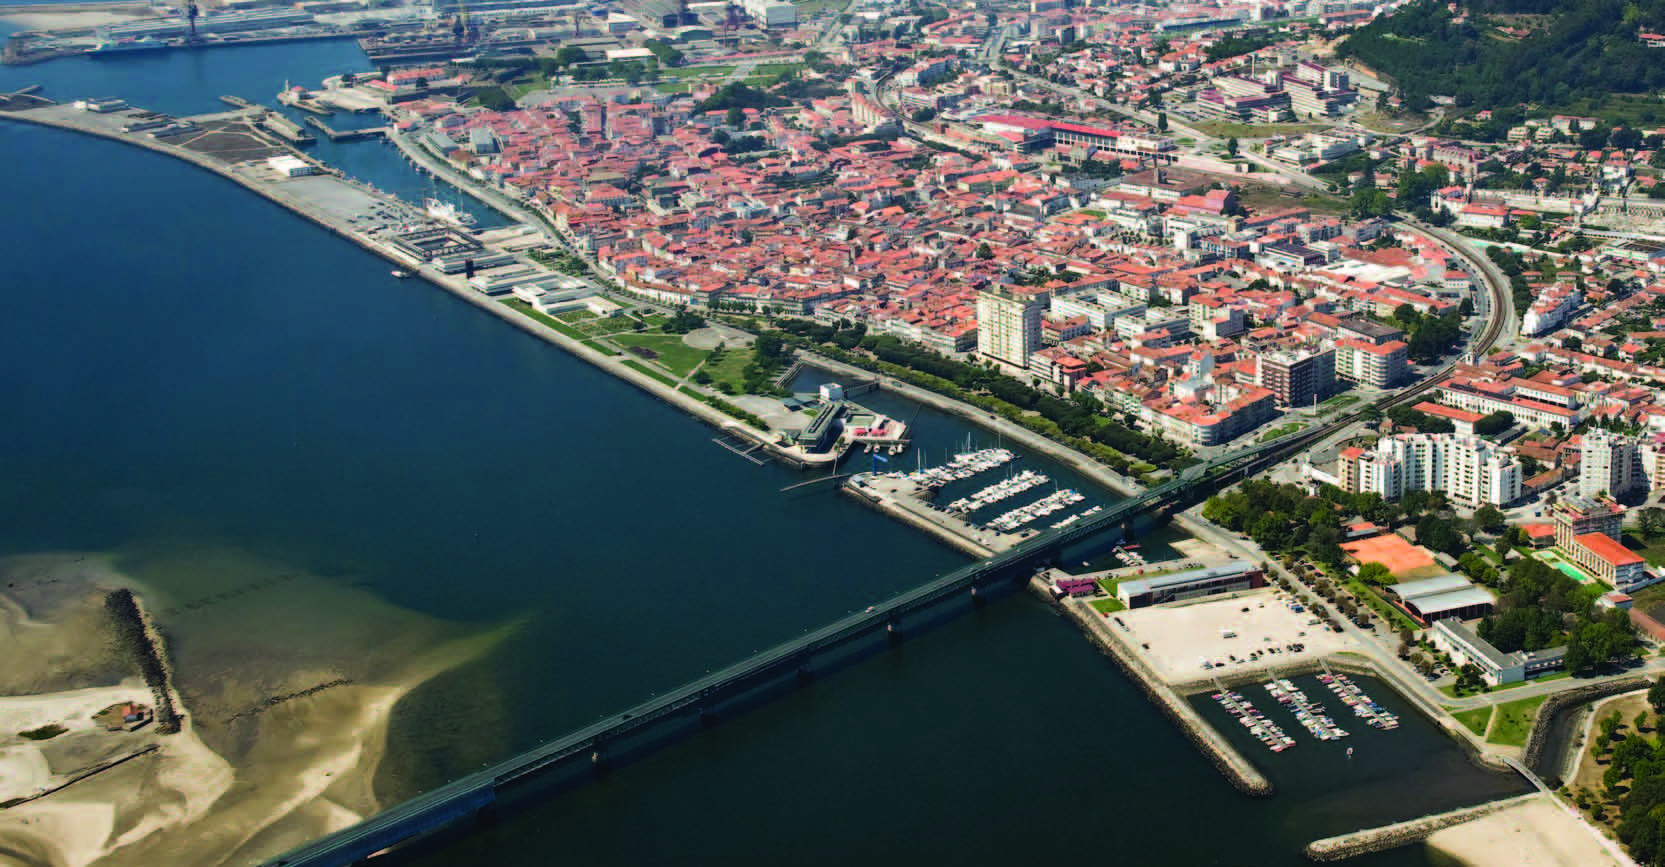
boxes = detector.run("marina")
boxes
[1320,671,1401,731]
[942,470,1047,514]
[895,447,1017,489]
[985,488,1086,532]
[1266,678,1350,742]
[1215,688,1296,753]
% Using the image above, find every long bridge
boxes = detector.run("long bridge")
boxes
[259,439,1307,867]
[265,255,1509,866]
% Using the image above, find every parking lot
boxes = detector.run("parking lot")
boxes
[1111,588,1359,685]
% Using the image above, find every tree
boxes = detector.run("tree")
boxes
[1474,411,1514,436]
[414,76,429,90]
[1651,678,1665,716]
[726,106,746,128]
[1640,507,1665,539]
[975,242,994,260]
[1472,506,1505,535]
[1357,562,1394,585]
[554,45,589,67]
[1156,111,1168,132]
[1225,137,1239,157]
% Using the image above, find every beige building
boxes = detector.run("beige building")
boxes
[977,286,1049,369]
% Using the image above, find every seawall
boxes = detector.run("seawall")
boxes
[842,480,993,559]
[104,588,182,734]
[1038,578,1274,797]
[0,106,831,471]
[1522,677,1648,782]
[1304,793,1541,861]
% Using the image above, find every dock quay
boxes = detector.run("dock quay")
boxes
[1046,583,1273,797]
[258,113,313,145]
[844,473,1029,559]
[303,116,385,142]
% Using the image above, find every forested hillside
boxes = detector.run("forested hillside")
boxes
[1337,0,1665,111]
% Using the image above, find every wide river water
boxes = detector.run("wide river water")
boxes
[0,34,1527,866]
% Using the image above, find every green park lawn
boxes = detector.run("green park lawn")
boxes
[1487,695,1549,747]
[622,360,678,387]
[610,333,708,377]
[702,348,757,392]
[1453,706,1493,736]
[1090,597,1126,614]
[1259,423,1303,443]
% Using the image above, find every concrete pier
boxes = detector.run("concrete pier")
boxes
[843,474,1031,558]
[1304,793,1540,861]
[1043,579,1274,797]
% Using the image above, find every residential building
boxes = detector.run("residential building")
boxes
[1579,429,1645,499]
[1552,494,1625,548]
[1256,346,1335,408]
[1340,433,1523,506]
[977,285,1049,369]
[1335,338,1408,388]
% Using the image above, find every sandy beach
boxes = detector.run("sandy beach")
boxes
[0,550,511,867]
[1425,795,1626,866]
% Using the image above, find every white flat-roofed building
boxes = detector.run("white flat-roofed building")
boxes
[1116,562,1266,608]
[266,155,317,177]
[1430,619,1565,686]
[1388,574,1496,623]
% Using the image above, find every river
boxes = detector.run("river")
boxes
[0,37,1522,867]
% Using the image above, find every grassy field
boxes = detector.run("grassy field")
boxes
[1259,423,1302,443]
[622,359,679,387]
[1453,706,1493,737]
[661,65,735,80]
[503,299,586,341]
[1623,532,1665,567]
[611,333,708,377]
[1441,670,1571,699]
[558,310,639,338]
[750,63,805,79]
[1320,394,1360,412]
[793,0,846,16]
[1193,120,1330,138]
[1487,694,1549,747]
[702,348,757,392]
[1090,597,1126,614]
[1343,577,1423,633]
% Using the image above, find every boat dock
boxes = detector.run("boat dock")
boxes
[219,95,254,109]
[844,472,1030,558]
[303,116,386,142]
[258,113,313,145]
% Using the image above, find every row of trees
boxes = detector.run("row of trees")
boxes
[762,321,1190,472]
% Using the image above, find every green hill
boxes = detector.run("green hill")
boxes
[1337,0,1665,116]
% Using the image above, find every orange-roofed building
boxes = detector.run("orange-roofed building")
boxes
[1564,531,1651,590]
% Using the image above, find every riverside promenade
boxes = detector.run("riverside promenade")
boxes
[0,99,835,469]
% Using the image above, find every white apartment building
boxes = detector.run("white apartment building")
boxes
[1343,434,1523,507]
[977,285,1049,369]
[1581,429,1646,499]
